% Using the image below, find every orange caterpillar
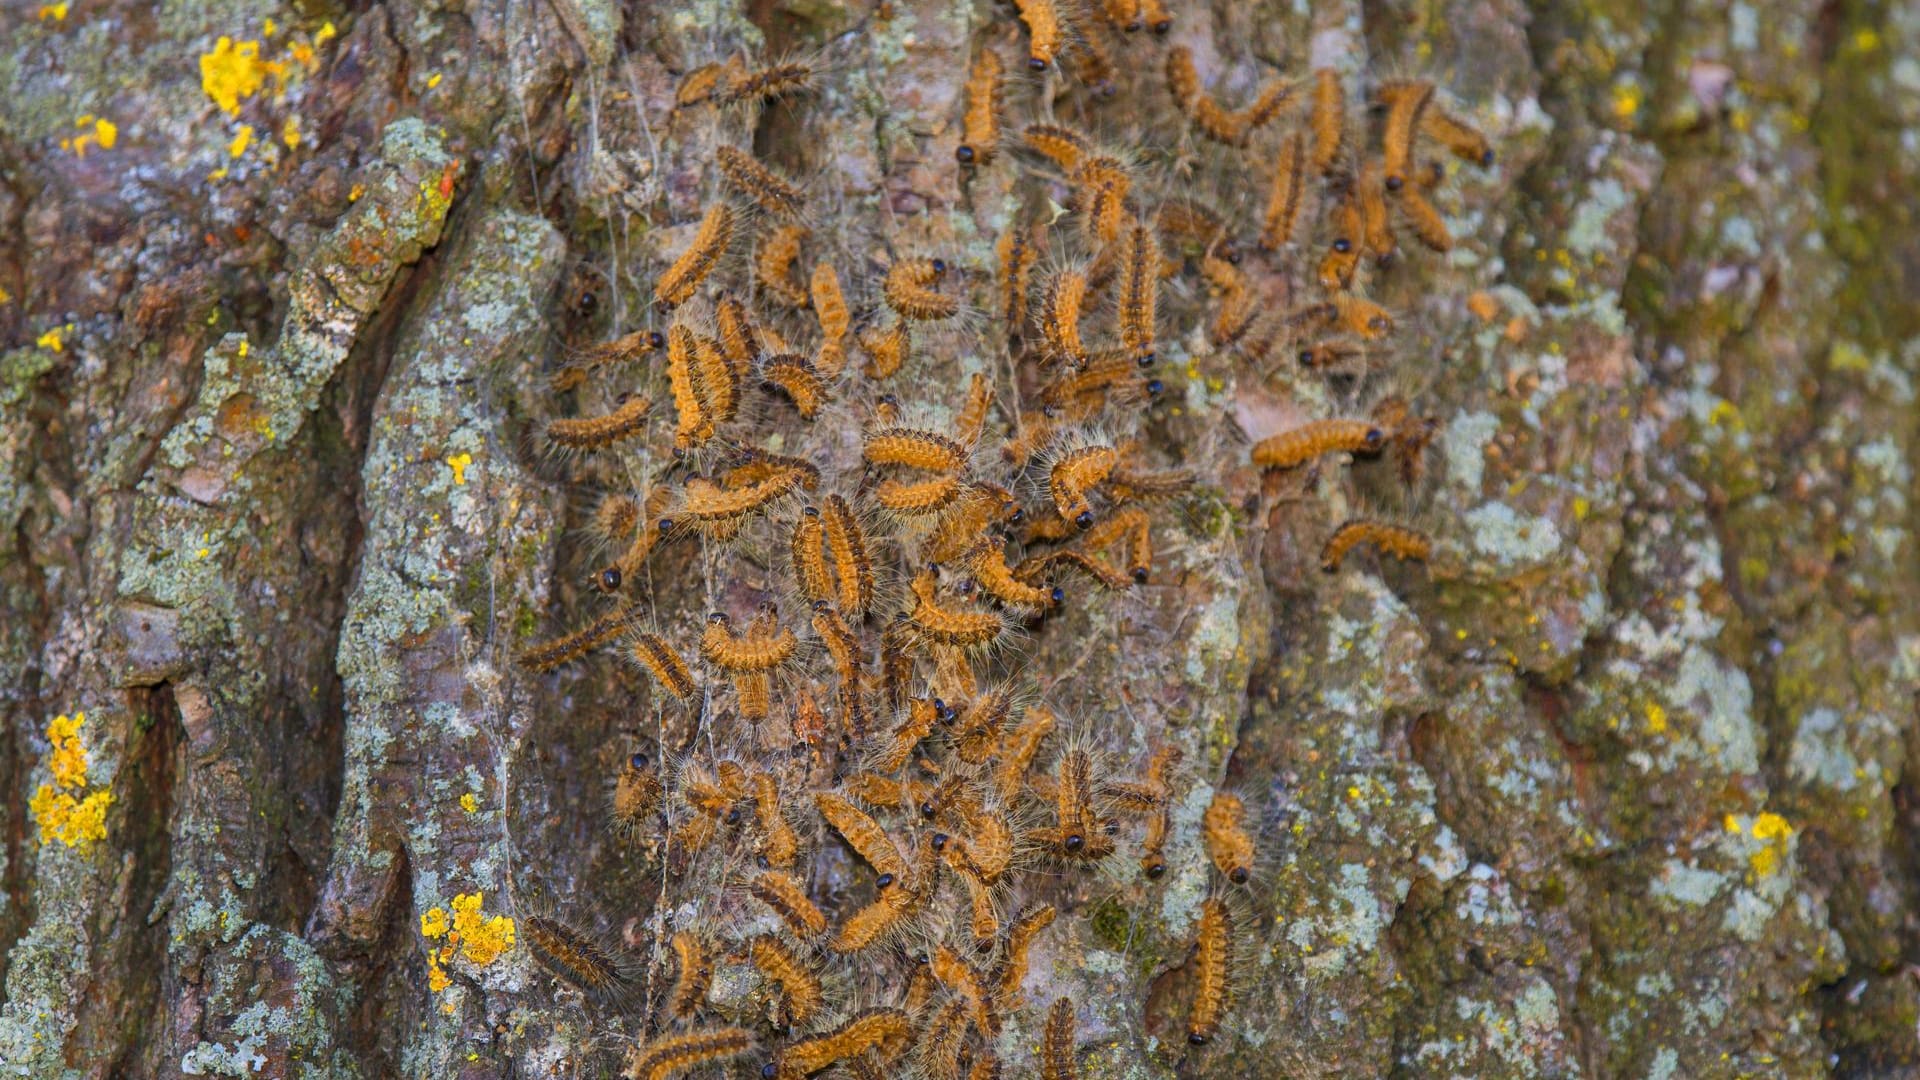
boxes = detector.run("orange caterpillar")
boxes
[1136,743,1182,878]
[677,468,808,538]
[611,751,662,837]
[757,223,812,307]
[546,394,652,451]
[1080,504,1151,583]
[673,61,732,111]
[752,771,801,868]
[1139,0,1172,34]
[996,902,1056,1003]
[882,257,958,321]
[1039,268,1091,363]
[655,202,734,307]
[1022,123,1091,172]
[1012,0,1063,70]
[992,707,1055,802]
[1310,68,1345,174]
[716,145,805,216]
[863,427,968,473]
[1202,790,1255,883]
[959,47,1004,165]
[858,319,910,379]
[1320,520,1431,572]
[761,355,825,419]
[1116,220,1158,362]
[667,930,714,1017]
[665,326,711,452]
[1399,185,1453,252]
[1052,747,1113,859]
[809,602,864,685]
[811,262,849,343]
[1424,105,1495,167]
[1380,80,1436,191]
[1319,188,1362,290]
[1164,46,1200,107]
[996,224,1040,330]
[750,870,829,938]
[1048,444,1118,528]
[907,570,1006,648]
[920,999,969,1080]
[520,605,634,672]
[955,372,993,448]
[1250,419,1384,470]
[1041,997,1078,1080]
[821,495,875,618]
[550,328,665,391]
[1073,156,1131,244]
[717,296,762,372]
[963,537,1055,612]
[523,915,630,997]
[689,332,740,426]
[630,632,696,700]
[1332,292,1394,339]
[772,1008,911,1079]
[750,935,824,1026]
[723,61,814,106]
[815,791,910,880]
[1186,897,1235,1045]
[933,943,1001,1037]
[1358,160,1396,264]
[624,1027,752,1080]
[701,608,797,672]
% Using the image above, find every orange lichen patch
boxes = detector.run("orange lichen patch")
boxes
[421,891,517,994]
[62,116,118,157]
[30,712,113,851]
[201,37,271,115]
[1466,291,1500,322]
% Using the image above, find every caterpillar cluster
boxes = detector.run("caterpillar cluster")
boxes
[517,3,1494,1073]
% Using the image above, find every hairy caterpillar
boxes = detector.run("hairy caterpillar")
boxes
[612,751,663,837]
[1022,123,1091,172]
[1186,897,1235,1044]
[997,902,1057,1004]
[1319,188,1362,290]
[815,790,911,880]
[521,605,634,672]
[1202,790,1255,883]
[1041,997,1078,1080]
[1116,220,1158,361]
[1358,159,1396,264]
[750,870,829,937]
[992,707,1055,802]
[1011,0,1063,70]
[963,537,1056,612]
[1052,747,1113,859]
[810,262,850,343]
[630,632,697,700]
[1310,68,1345,174]
[752,771,801,868]
[1380,80,1436,191]
[757,223,812,307]
[1320,520,1432,572]
[551,329,665,392]
[723,61,814,106]
[1398,184,1453,252]
[959,47,1004,165]
[750,934,825,1027]
[1423,105,1495,167]
[1048,444,1118,528]
[920,999,970,1080]
[996,224,1041,331]
[858,319,911,379]
[883,258,959,321]
[761,355,826,419]
[716,144,805,216]
[932,943,1001,1037]
[822,495,875,618]
[523,915,631,997]
[667,930,714,1018]
[1136,743,1182,878]
[864,427,968,473]
[772,1008,911,1079]
[1250,419,1384,469]
[546,394,652,451]
[624,1027,752,1080]
[907,571,1007,648]
[1073,156,1132,244]
[677,468,807,537]
[655,202,734,308]
[1039,268,1092,364]
[665,325,712,452]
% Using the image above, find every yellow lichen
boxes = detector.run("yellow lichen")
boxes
[36,3,68,21]
[446,452,473,485]
[201,37,269,116]
[31,714,112,850]
[228,124,254,159]
[448,892,516,966]
[282,117,301,150]
[460,792,479,813]
[37,327,65,352]
[421,906,450,938]
[1644,703,1667,735]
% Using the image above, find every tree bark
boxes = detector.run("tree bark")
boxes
[1,0,1916,1077]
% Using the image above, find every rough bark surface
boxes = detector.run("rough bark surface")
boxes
[1,0,1917,1077]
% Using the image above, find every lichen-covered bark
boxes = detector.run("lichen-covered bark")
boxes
[1,0,1916,1076]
